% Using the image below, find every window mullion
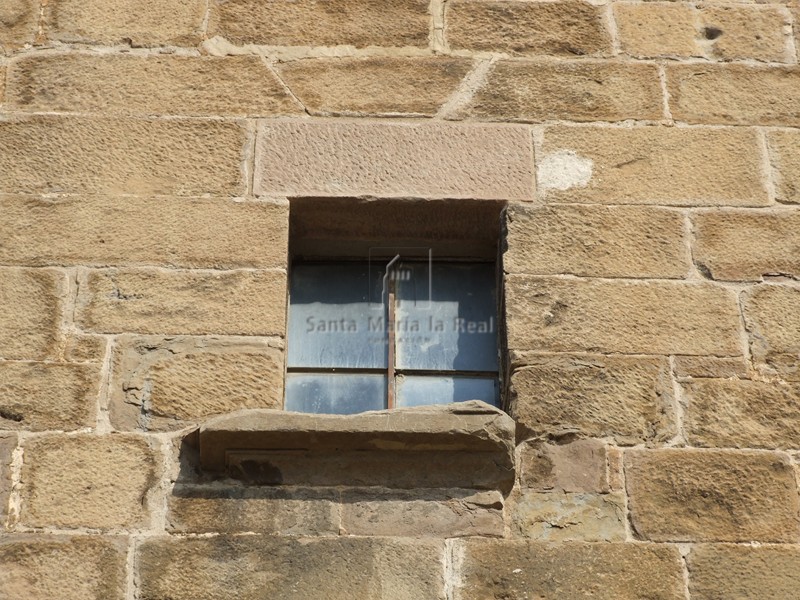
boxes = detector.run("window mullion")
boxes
[387,276,397,410]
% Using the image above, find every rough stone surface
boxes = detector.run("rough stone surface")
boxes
[625,449,800,542]
[539,125,767,206]
[0,433,16,525]
[76,268,287,336]
[167,486,338,534]
[138,536,446,600]
[0,0,38,51]
[0,536,127,600]
[447,0,611,57]
[111,336,285,431]
[277,57,471,116]
[7,54,301,117]
[457,540,685,600]
[44,0,204,46]
[20,434,158,530]
[0,116,247,196]
[255,120,534,200]
[770,129,800,204]
[688,544,800,600]
[0,269,63,361]
[743,284,800,380]
[208,0,430,48]
[511,355,675,445]
[459,60,663,122]
[693,210,800,281]
[615,3,698,59]
[506,276,742,356]
[672,355,749,379]
[519,438,609,493]
[505,204,688,278]
[700,6,790,63]
[0,361,100,431]
[64,334,108,363]
[341,489,504,537]
[685,378,800,449]
[668,64,800,126]
[0,196,288,269]
[510,491,626,542]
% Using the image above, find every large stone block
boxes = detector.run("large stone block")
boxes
[699,6,790,63]
[255,120,534,200]
[458,60,663,122]
[456,540,685,600]
[0,433,16,525]
[511,355,675,445]
[743,284,800,380]
[519,438,609,493]
[138,536,446,600]
[0,196,288,269]
[44,0,204,46]
[446,0,610,57]
[0,361,99,431]
[770,129,800,204]
[505,204,688,278]
[614,3,699,59]
[207,0,430,48]
[110,336,284,431]
[20,434,159,530]
[0,268,63,361]
[625,449,800,542]
[688,544,800,599]
[0,0,37,51]
[668,64,800,125]
[506,276,742,356]
[538,125,767,206]
[0,116,247,196]
[693,209,800,281]
[7,54,301,117]
[75,268,286,336]
[0,536,127,600]
[277,57,471,117]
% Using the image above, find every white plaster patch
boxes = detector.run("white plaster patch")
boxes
[537,150,593,192]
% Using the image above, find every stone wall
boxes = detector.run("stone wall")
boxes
[2,1,800,598]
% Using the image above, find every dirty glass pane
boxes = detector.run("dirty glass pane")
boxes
[396,375,498,408]
[288,263,388,369]
[285,373,387,414]
[395,263,498,372]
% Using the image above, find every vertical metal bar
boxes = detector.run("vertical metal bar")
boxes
[387,277,396,410]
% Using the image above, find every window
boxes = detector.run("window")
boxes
[284,198,505,415]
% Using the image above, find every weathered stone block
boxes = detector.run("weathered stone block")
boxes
[519,438,608,493]
[700,6,790,63]
[0,0,38,51]
[76,268,286,336]
[510,491,626,542]
[626,449,800,542]
[168,485,338,534]
[770,129,800,204]
[138,536,446,600]
[277,57,471,116]
[447,0,610,57]
[505,204,688,278]
[0,361,100,431]
[511,355,675,445]
[668,64,800,125]
[0,116,247,196]
[44,0,204,46]
[615,3,699,59]
[111,336,284,431]
[694,209,800,281]
[456,540,684,599]
[64,334,108,363]
[207,0,430,48]
[0,269,63,361]
[538,125,767,206]
[21,434,158,530]
[0,536,127,600]
[458,60,663,122]
[506,277,742,356]
[743,284,800,380]
[685,378,800,449]
[672,355,748,379]
[0,195,288,269]
[7,54,301,117]
[341,489,504,537]
[688,544,800,599]
[255,120,534,200]
[0,433,16,525]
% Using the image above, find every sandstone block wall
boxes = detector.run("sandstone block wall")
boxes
[2,1,800,598]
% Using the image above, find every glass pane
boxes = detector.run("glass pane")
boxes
[288,263,388,369]
[395,263,498,372]
[396,375,498,408]
[285,373,387,414]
